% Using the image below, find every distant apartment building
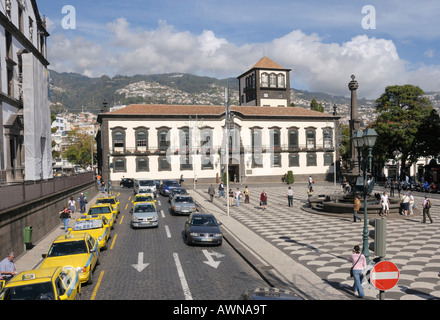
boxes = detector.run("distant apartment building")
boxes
[97,58,339,184]
[0,0,52,183]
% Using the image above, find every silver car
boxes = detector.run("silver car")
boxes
[170,195,197,215]
[131,202,159,229]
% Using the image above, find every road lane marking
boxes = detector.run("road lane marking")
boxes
[119,216,124,224]
[110,234,118,250]
[90,271,105,300]
[173,253,192,300]
[125,203,128,210]
[165,225,171,238]
[160,209,165,218]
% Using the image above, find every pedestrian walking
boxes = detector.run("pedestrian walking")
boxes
[286,187,294,207]
[228,189,234,207]
[353,196,362,222]
[235,188,242,206]
[408,191,415,215]
[307,186,314,207]
[0,252,17,282]
[349,245,366,298]
[218,182,225,198]
[401,192,410,215]
[59,206,72,232]
[208,184,215,202]
[308,175,313,188]
[379,191,390,216]
[78,193,87,214]
[67,197,76,216]
[101,180,106,193]
[422,195,433,224]
[260,190,267,210]
[244,186,250,203]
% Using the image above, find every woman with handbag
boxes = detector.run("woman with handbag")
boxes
[349,245,366,298]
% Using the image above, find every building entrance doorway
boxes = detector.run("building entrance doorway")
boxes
[228,165,239,183]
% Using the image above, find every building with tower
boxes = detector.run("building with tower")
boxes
[237,57,291,107]
[97,57,339,185]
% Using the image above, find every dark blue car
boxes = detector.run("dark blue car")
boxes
[159,180,180,196]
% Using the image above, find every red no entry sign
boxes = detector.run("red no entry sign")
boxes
[371,261,399,291]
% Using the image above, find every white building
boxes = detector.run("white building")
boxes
[0,0,52,183]
[97,58,339,185]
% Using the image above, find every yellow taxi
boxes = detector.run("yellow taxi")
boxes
[131,193,156,213]
[68,215,111,251]
[87,203,116,229]
[40,232,99,285]
[0,266,81,300]
[95,195,120,217]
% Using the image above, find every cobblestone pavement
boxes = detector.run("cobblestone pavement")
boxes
[195,182,440,300]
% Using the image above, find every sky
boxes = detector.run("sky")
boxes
[37,0,440,99]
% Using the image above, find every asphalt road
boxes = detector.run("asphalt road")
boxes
[80,187,268,300]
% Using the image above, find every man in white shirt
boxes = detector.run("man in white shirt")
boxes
[286,187,294,207]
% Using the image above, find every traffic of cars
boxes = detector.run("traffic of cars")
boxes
[0,178,223,300]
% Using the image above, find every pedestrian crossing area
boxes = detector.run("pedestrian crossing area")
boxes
[196,183,440,300]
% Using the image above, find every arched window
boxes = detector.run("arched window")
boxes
[137,158,149,172]
[113,158,126,172]
[157,129,170,151]
[269,73,277,87]
[306,129,316,149]
[251,128,263,167]
[113,131,125,152]
[288,129,298,149]
[323,128,333,149]
[277,74,285,88]
[136,131,148,149]
[261,73,269,87]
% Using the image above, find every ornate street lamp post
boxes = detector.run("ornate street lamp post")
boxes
[352,128,378,263]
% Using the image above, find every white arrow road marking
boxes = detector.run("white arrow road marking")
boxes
[131,252,149,272]
[173,253,193,300]
[202,250,225,269]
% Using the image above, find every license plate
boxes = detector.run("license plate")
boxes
[201,238,212,242]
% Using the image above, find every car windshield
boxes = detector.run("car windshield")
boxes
[96,198,116,205]
[135,196,153,202]
[134,205,156,213]
[47,241,88,257]
[72,219,103,231]
[89,206,111,214]
[191,216,217,226]
[175,196,193,203]
[165,181,179,187]
[139,180,155,186]
[173,189,187,195]
[1,282,55,300]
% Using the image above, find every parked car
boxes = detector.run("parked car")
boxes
[120,178,134,188]
[40,233,99,285]
[131,193,156,212]
[68,215,111,251]
[171,194,197,215]
[184,213,223,246]
[168,187,188,202]
[0,267,81,300]
[131,202,159,229]
[159,180,180,196]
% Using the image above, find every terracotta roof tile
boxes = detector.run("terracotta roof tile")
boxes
[108,104,333,118]
[251,57,285,70]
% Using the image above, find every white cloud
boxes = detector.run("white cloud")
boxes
[47,19,440,99]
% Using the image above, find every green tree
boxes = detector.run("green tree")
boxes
[286,170,294,184]
[372,85,440,177]
[63,130,94,167]
[310,98,324,112]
